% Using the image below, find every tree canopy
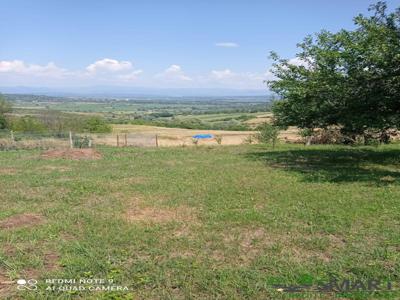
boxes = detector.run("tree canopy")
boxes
[0,94,12,129]
[0,94,12,115]
[268,1,400,143]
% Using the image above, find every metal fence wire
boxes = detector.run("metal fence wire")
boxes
[0,129,256,150]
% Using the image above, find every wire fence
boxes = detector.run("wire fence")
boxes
[0,129,257,150]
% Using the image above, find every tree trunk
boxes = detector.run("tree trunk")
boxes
[305,135,313,146]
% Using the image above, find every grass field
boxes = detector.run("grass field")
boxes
[0,143,399,299]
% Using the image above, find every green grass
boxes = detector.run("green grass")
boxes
[0,144,399,299]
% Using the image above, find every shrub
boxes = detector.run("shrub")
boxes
[243,134,256,144]
[11,116,46,133]
[84,117,112,133]
[73,135,91,148]
[0,115,8,130]
[256,123,280,148]
[214,135,223,145]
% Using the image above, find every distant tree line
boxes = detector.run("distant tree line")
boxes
[268,1,400,144]
[130,117,250,131]
[0,94,111,134]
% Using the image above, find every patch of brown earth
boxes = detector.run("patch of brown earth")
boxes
[0,168,17,175]
[169,251,195,259]
[0,271,13,297]
[126,204,195,224]
[60,232,76,241]
[41,149,102,160]
[2,244,16,256]
[0,213,44,229]
[40,165,72,172]
[44,252,60,271]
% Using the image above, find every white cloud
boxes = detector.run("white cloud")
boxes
[0,59,272,89]
[0,58,144,86]
[215,42,239,48]
[0,60,67,77]
[86,58,133,73]
[0,60,25,72]
[211,69,235,79]
[155,64,192,81]
[117,70,143,81]
[207,69,272,89]
[288,57,311,68]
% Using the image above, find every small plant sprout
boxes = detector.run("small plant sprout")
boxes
[192,138,199,146]
[214,135,223,145]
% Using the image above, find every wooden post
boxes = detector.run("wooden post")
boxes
[88,139,92,148]
[69,131,73,149]
[124,134,127,147]
[10,131,14,142]
[117,134,120,147]
[155,134,159,148]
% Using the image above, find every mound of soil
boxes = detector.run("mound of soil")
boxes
[41,148,102,160]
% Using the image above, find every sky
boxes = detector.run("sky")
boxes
[1,0,399,92]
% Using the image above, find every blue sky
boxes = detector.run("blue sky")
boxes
[1,0,398,90]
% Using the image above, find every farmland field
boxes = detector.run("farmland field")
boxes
[1,143,399,299]
[103,124,299,147]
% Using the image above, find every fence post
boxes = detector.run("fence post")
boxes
[155,134,159,148]
[124,133,127,147]
[69,131,73,149]
[117,134,120,147]
[10,130,14,142]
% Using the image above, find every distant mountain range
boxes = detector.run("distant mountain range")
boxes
[0,86,269,98]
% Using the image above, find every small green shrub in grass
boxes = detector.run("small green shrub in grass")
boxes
[256,123,280,149]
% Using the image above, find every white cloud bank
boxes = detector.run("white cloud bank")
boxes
[155,64,192,82]
[206,69,274,88]
[215,42,239,48]
[86,58,133,74]
[0,58,144,85]
[0,60,67,77]
[0,58,276,89]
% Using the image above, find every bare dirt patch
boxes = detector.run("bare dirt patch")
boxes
[0,168,17,175]
[2,244,16,256]
[41,149,102,160]
[0,271,13,298]
[0,213,44,229]
[39,165,72,172]
[44,252,61,271]
[125,203,196,224]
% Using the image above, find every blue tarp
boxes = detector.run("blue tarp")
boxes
[192,134,213,139]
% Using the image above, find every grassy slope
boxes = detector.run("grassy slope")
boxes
[0,144,399,299]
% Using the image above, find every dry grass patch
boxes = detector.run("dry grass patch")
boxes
[16,186,69,201]
[0,270,13,298]
[125,197,196,224]
[41,149,102,160]
[43,251,61,271]
[126,205,195,224]
[0,168,17,175]
[2,244,16,256]
[0,213,44,230]
[39,165,72,173]
[210,227,346,266]
[282,233,346,264]
[214,227,277,265]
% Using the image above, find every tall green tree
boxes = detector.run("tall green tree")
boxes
[0,94,12,129]
[268,1,400,143]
